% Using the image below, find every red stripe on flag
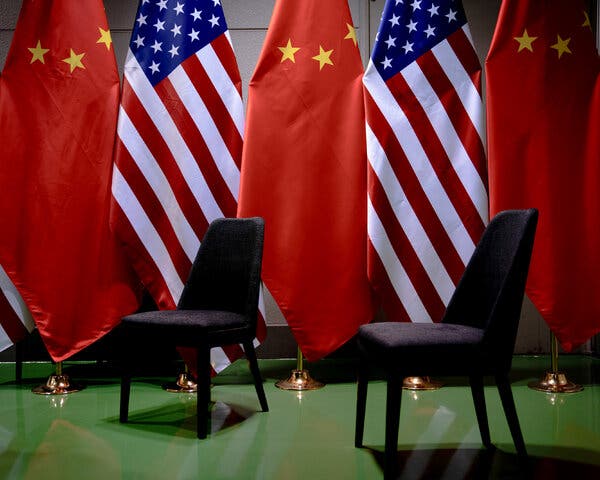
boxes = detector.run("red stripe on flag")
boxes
[121,78,210,238]
[222,343,245,364]
[368,163,447,321]
[427,40,488,184]
[0,292,28,343]
[386,69,485,246]
[110,201,177,309]
[367,238,411,323]
[365,91,466,284]
[211,35,243,98]
[113,139,193,281]
[154,77,238,220]
[448,29,485,92]
[183,55,243,172]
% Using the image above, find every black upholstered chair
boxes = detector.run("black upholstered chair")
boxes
[355,209,538,478]
[119,217,268,439]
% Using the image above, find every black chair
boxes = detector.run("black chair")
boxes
[119,217,269,439]
[355,209,538,478]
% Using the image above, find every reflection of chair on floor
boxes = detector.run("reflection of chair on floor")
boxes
[119,217,269,439]
[355,209,538,479]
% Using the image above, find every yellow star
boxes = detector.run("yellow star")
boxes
[344,23,357,46]
[97,27,113,50]
[312,45,333,70]
[62,49,86,72]
[28,40,49,64]
[513,29,537,52]
[582,11,591,29]
[278,39,300,63]
[550,35,571,59]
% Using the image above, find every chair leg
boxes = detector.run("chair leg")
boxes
[243,341,268,412]
[119,365,131,423]
[355,360,368,448]
[197,346,211,439]
[495,374,527,458]
[469,374,492,449]
[384,376,402,480]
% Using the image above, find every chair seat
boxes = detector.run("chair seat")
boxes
[121,310,249,345]
[358,322,485,372]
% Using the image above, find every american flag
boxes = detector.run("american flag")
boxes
[363,0,488,323]
[110,0,265,372]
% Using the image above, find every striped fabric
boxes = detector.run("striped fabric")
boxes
[110,0,264,372]
[364,0,488,323]
[0,265,35,352]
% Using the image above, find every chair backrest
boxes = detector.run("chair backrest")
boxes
[442,209,538,369]
[177,217,265,328]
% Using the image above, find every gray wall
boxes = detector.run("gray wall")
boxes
[1,1,598,356]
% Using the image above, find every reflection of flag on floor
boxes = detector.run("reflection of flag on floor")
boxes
[110,0,264,372]
[238,0,374,361]
[486,0,600,350]
[0,266,35,353]
[363,0,488,323]
[0,0,140,361]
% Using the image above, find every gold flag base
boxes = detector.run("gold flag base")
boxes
[528,371,583,394]
[32,374,84,395]
[163,372,198,393]
[275,369,325,391]
[402,376,443,391]
[275,347,325,391]
[528,333,583,394]
[32,362,84,395]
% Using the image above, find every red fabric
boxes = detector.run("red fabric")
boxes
[486,0,600,351]
[237,0,374,361]
[0,0,140,361]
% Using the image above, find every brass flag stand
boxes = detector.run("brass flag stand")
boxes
[163,364,197,393]
[276,347,324,391]
[32,361,84,395]
[528,333,583,393]
[403,376,442,391]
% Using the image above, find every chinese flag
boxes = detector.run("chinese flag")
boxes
[238,0,374,360]
[0,0,140,361]
[486,0,600,351]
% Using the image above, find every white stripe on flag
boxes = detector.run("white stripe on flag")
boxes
[367,197,432,323]
[367,123,455,305]
[117,106,199,262]
[169,64,240,200]
[432,34,486,144]
[196,45,245,139]
[401,60,488,224]
[364,63,475,265]
[123,51,224,223]
[112,166,184,303]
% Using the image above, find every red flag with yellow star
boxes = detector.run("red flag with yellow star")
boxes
[486,0,600,351]
[238,0,374,360]
[0,0,140,361]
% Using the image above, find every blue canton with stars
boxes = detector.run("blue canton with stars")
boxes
[130,0,228,85]
[372,0,467,81]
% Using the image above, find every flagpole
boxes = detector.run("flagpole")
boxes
[275,346,324,391]
[528,333,583,393]
[32,361,84,395]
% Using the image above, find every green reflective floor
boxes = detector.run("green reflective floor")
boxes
[1,356,599,479]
